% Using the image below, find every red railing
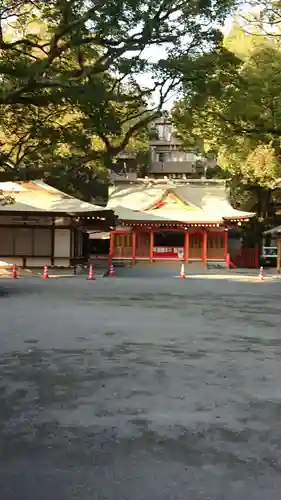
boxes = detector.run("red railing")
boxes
[230,247,259,268]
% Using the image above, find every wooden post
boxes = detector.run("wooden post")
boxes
[109,231,114,266]
[184,230,189,263]
[132,229,136,265]
[51,217,55,266]
[277,237,281,274]
[224,228,228,262]
[149,230,154,263]
[73,226,77,264]
[203,230,207,265]
[255,245,259,268]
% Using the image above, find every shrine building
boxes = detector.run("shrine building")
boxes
[0,180,114,268]
[107,178,255,265]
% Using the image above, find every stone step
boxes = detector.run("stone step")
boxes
[207,260,227,269]
[135,260,206,270]
[135,260,226,268]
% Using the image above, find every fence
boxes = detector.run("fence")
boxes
[230,247,259,268]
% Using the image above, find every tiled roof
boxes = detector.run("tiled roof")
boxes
[107,179,255,223]
[0,180,111,215]
[114,205,171,222]
[0,201,46,212]
[263,225,281,235]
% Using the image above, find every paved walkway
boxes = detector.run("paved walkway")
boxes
[1,276,281,499]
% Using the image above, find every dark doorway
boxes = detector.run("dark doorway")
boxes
[154,232,185,246]
[88,238,109,255]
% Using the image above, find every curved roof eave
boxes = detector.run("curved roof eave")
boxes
[223,213,255,221]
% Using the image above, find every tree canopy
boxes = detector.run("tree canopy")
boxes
[0,0,235,105]
[0,0,237,199]
[172,12,281,217]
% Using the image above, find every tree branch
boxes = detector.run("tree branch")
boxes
[210,111,281,138]
[0,0,193,105]
[96,78,179,156]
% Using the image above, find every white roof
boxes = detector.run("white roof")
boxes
[0,182,27,192]
[263,225,281,235]
[88,231,110,240]
[0,180,109,214]
[108,179,254,223]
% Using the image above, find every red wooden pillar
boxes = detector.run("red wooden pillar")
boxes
[203,229,207,265]
[132,229,136,265]
[109,231,114,265]
[184,231,189,263]
[149,230,154,263]
[224,228,228,261]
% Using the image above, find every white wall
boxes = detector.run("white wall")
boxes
[33,228,52,255]
[53,257,71,267]
[0,227,14,254]
[26,257,52,267]
[0,226,73,267]
[54,229,71,258]
[14,228,33,255]
[150,161,194,174]
[0,227,52,256]
[0,256,22,266]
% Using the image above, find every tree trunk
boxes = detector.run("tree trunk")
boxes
[254,187,272,218]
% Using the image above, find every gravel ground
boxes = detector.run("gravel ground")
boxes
[1,272,281,499]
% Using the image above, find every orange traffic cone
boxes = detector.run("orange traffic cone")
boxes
[259,266,264,281]
[43,265,49,279]
[87,263,95,280]
[180,263,186,279]
[12,264,18,279]
[109,263,115,277]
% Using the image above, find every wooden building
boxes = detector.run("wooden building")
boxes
[263,225,281,272]
[149,113,197,178]
[107,178,254,266]
[0,180,114,268]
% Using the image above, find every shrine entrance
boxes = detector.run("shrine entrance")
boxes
[152,231,185,259]
[110,228,227,265]
[154,231,184,247]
